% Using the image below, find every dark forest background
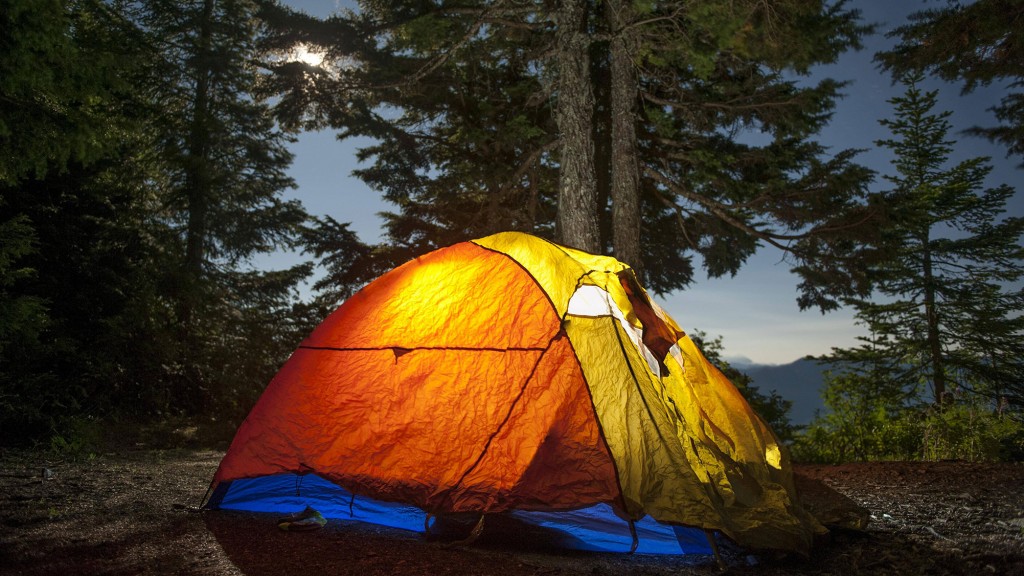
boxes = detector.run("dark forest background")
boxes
[2,0,1021,461]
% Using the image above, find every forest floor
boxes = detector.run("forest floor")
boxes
[1,448,1022,576]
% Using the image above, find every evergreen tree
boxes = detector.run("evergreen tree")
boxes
[0,0,119,183]
[0,205,46,360]
[876,0,1024,165]
[1,159,165,440]
[257,0,559,267]
[626,0,876,301]
[301,216,383,308]
[259,0,876,307]
[131,0,306,276]
[0,0,159,442]
[1,0,126,365]
[803,323,924,462]
[0,0,331,444]
[128,0,310,413]
[821,73,1023,411]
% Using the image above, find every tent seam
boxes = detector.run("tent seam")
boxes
[442,331,560,511]
[556,271,636,521]
[297,345,549,353]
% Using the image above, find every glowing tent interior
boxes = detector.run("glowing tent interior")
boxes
[203,231,824,555]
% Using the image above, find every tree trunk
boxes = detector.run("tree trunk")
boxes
[185,0,215,284]
[606,0,642,277]
[922,234,947,405]
[554,0,599,253]
[178,0,216,413]
[592,43,611,250]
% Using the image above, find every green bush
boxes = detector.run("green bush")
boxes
[794,399,1024,463]
[48,415,103,458]
[919,403,1024,461]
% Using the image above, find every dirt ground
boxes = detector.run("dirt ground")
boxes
[1,449,1022,575]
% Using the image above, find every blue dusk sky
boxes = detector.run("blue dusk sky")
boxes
[270,0,1022,365]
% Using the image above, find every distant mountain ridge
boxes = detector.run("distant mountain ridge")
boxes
[726,358,828,425]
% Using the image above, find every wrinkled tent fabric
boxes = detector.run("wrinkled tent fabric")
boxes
[205,232,824,553]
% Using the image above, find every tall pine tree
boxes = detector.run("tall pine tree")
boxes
[128,0,310,414]
[0,0,168,441]
[876,0,1024,165]
[0,0,327,443]
[822,73,1024,410]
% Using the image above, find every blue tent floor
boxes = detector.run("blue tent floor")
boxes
[206,473,715,556]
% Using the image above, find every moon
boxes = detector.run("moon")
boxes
[291,43,324,67]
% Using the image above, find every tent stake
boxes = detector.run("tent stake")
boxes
[705,530,727,571]
[443,514,486,548]
[197,482,213,510]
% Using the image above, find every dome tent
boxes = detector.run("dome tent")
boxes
[203,232,823,554]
